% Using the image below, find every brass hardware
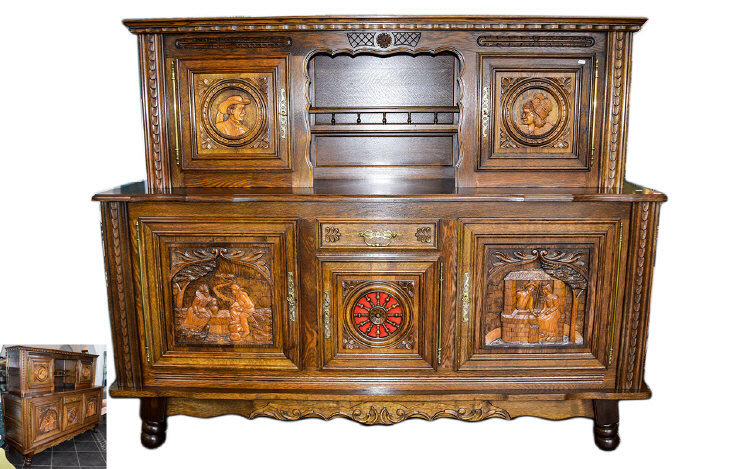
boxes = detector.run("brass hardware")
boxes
[323,290,331,339]
[608,221,624,366]
[278,88,288,139]
[437,262,444,365]
[135,221,151,364]
[170,60,180,167]
[461,272,471,323]
[357,229,399,247]
[287,272,296,322]
[590,58,599,161]
[481,86,490,139]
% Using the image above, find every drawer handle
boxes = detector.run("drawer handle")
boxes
[357,229,399,247]
[323,290,331,339]
[461,272,471,323]
[287,272,296,322]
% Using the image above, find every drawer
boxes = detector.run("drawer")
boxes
[318,220,438,249]
[63,394,82,404]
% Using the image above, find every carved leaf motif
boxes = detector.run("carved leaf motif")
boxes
[341,280,365,297]
[538,250,589,291]
[396,280,415,298]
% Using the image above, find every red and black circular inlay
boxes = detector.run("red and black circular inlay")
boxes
[352,290,403,340]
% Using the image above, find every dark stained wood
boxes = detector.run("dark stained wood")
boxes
[99,15,664,452]
[0,347,103,467]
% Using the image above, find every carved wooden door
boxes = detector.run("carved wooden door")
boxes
[133,213,299,385]
[25,354,54,393]
[169,53,290,184]
[29,396,62,445]
[75,358,94,388]
[456,218,624,389]
[318,255,440,370]
[62,396,83,432]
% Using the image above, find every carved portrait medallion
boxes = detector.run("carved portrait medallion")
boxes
[171,246,274,346]
[34,364,49,382]
[67,408,78,425]
[344,283,412,348]
[200,78,268,147]
[502,78,569,147]
[81,364,91,380]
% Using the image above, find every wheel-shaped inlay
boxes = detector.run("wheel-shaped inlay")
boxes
[345,283,412,347]
[352,290,403,340]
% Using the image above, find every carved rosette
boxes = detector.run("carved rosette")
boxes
[324,226,341,243]
[415,226,432,244]
[170,246,274,346]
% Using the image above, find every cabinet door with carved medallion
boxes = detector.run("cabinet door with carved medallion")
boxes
[62,395,83,432]
[478,41,603,185]
[76,358,94,388]
[318,256,440,371]
[29,396,62,445]
[132,212,299,385]
[25,354,54,393]
[457,218,624,389]
[83,391,101,424]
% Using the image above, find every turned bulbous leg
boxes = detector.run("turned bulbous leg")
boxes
[593,399,620,451]
[140,397,167,449]
[24,455,33,467]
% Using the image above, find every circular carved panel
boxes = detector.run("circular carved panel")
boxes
[345,284,411,347]
[34,364,49,382]
[502,78,569,147]
[201,79,267,147]
[376,33,392,48]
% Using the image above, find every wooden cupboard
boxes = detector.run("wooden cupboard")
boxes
[96,16,664,452]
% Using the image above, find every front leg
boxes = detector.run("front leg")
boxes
[593,399,620,451]
[24,455,33,467]
[140,397,167,449]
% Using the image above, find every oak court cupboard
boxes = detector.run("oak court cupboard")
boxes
[95,15,665,451]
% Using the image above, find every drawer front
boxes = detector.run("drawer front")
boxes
[133,213,300,385]
[30,396,62,445]
[25,354,54,392]
[456,218,623,387]
[318,255,440,370]
[84,391,101,423]
[318,220,438,249]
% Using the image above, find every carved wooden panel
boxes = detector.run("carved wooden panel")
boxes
[62,398,83,431]
[318,256,439,370]
[30,397,62,444]
[479,55,596,171]
[133,213,300,384]
[76,359,94,388]
[84,393,99,422]
[26,355,54,392]
[457,218,621,386]
[172,56,290,177]
[170,246,273,346]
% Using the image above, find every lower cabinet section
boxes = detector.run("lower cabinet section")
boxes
[2,387,103,466]
[103,196,663,450]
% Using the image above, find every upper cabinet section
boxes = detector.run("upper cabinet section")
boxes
[126,16,645,190]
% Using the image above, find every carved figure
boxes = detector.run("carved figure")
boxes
[215,95,253,137]
[182,284,219,332]
[535,284,562,341]
[39,409,57,434]
[518,93,554,135]
[514,282,537,314]
[214,282,258,341]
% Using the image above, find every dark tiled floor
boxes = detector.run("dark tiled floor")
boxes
[2,416,106,468]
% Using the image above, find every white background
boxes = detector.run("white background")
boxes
[1,1,747,468]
